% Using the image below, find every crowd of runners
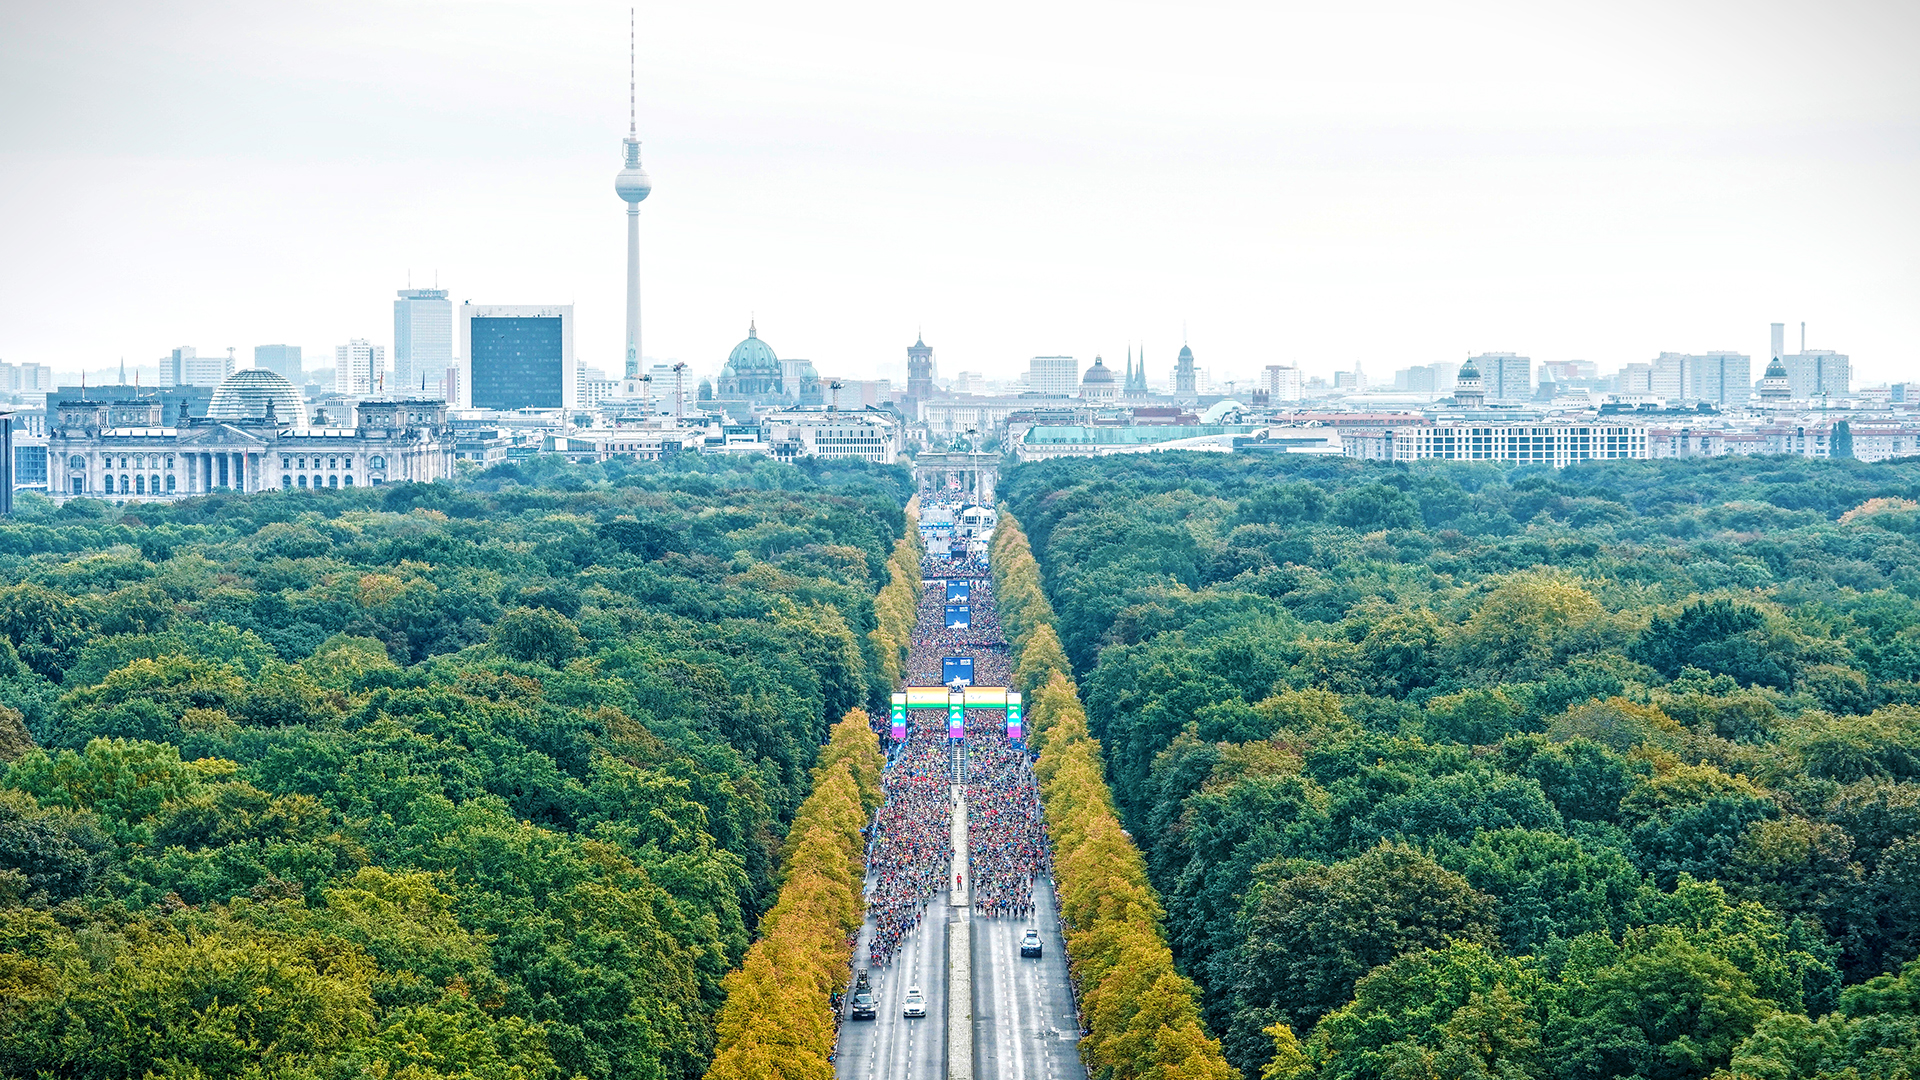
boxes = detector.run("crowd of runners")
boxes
[964,709,1049,919]
[856,510,1050,968]
[864,711,953,968]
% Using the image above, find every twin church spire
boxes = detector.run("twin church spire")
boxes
[1122,344,1151,394]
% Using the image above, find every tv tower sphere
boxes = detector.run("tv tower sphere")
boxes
[616,141,651,204]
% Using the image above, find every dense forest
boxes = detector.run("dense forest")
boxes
[1005,454,1920,1080]
[0,455,911,1080]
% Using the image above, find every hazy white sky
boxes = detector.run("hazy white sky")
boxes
[2,0,1916,387]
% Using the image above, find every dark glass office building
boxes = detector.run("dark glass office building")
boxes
[470,316,564,410]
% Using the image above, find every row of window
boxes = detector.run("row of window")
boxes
[103,475,173,494]
[66,454,389,471]
[284,475,353,489]
[280,454,385,470]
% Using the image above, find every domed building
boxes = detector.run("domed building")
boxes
[1755,356,1793,404]
[1080,356,1118,400]
[718,321,782,397]
[715,321,822,405]
[208,369,306,430]
[1453,357,1486,409]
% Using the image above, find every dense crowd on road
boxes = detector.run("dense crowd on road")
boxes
[858,525,1051,973]
[965,709,1048,920]
[864,711,953,969]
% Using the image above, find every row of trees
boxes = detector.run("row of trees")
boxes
[992,513,1238,1080]
[705,709,885,1080]
[869,506,924,687]
[1004,453,1920,1080]
[0,455,913,1080]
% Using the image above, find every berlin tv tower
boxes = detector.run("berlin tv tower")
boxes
[614,8,652,382]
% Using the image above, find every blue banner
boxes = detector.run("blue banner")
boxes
[942,657,974,686]
[944,605,970,629]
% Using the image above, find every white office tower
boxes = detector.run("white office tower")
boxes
[161,347,234,388]
[394,289,452,396]
[1265,365,1304,402]
[1467,352,1533,403]
[1029,356,1078,396]
[335,339,386,395]
[614,9,652,382]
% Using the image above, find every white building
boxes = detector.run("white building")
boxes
[1468,353,1533,403]
[1780,350,1851,400]
[1028,356,1079,396]
[764,409,903,464]
[1264,365,1305,402]
[335,339,387,395]
[47,369,454,500]
[161,347,235,389]
[1389,422,1649,465]
[394,288,452,396]
[1650,351,1750,405]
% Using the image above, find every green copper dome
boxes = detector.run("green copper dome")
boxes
[721,321,779,377]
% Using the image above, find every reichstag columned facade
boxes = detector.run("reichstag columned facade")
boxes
[48,369,456,501]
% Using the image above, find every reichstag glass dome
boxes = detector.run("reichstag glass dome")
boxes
[208,369,305,429]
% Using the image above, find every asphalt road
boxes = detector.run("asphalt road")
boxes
[837,876,951,1080]
[972,875,1083,1080]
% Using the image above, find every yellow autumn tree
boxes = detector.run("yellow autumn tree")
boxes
[704,709,882,1080]
[992,509,1239,1080]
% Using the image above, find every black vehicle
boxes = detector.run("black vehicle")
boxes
[850,989,877,1020]
[1020,929,1042,958]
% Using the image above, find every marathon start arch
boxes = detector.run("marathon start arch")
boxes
[892,686,1024,745]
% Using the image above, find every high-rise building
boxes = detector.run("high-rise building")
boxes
[1780,350,1851,400]
[254,345,302,384]
[1541,360,1598,383]
[1615,362,1654,395]
[1028,356,1078,396]
[161,347,234,388]
[19,362,51,391]
[615,10,653,380]
[1650,352,1689,400]
[394,289,452,396]
[1174,344,1197,395]
[1688,352,1751,406]
[458,304,575,411]
[1469,352,1532,402]
[1264,364,1304,402]
[334,340,386,395]
[1770,323,1786,361]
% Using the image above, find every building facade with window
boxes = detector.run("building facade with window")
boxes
[47,372,454,501]
[1388,422,1648,465]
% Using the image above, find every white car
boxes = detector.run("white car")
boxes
[903,987,926,1018]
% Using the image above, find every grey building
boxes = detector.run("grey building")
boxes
[1688,352,1751,406]
[48,370,454,500]
[1470,353,1533,402]
[254,344,303,384]
[394,288,452,396]
[1780,351,1851,400]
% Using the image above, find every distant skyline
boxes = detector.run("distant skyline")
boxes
[2,1,1916,387]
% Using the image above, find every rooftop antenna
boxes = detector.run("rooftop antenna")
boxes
[630,7,636,137]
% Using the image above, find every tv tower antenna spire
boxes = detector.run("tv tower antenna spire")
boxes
[614,7,652,381]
